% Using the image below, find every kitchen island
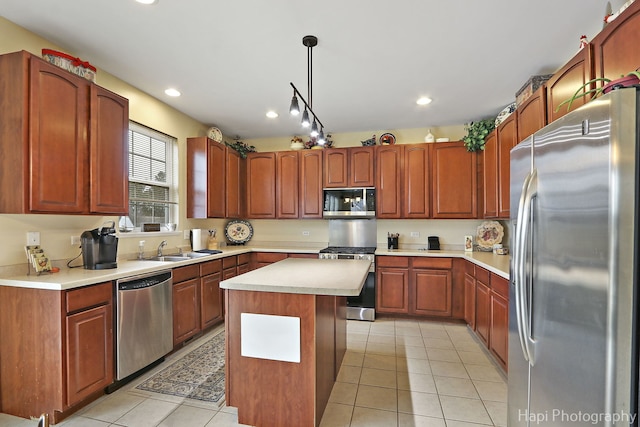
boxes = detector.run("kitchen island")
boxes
[220,257,371,427]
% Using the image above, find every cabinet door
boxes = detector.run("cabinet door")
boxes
[546,46,594,122]
[349,146,375,187]
[90,86,129,214]
[411,269,452,317]
[66,304,113,405]
[376,145,403,219]
[323,149,348,188]
[187,137,209,219]
[173,278,200,345]
[246,152,276,218]
[431,142,477,218]
[517,86,547,142]
[226,148,245,218]
[207,140,226,218]
[29,58,89,213]
[464,273,476,329]
[276,151,299,218]
[475,281,491,346]
[376,268,409,313]
[482,131,498,218]
[201,272,222,329]
[490,292,508,371]
[497,112,518,218]
[299,150,323,218]
[404,144,430,218]
[592,1,640,85]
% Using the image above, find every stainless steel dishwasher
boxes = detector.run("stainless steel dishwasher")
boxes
[116,270,173,380]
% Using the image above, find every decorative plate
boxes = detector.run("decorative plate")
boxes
[207,126,223,143]
[225,220,253,244]
[379,133,396,145]
[494,103,516,127]
[476,221,504,250]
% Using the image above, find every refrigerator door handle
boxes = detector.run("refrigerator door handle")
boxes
[514,171,532,362]
[518,168,538,365]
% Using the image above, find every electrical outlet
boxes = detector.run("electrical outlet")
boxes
[302,231,310,236]
[70,235,81,246]
[184,230,190,239]
[26,231,40,246]
[410,231,420,238]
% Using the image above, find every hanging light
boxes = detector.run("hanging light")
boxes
[317,128,326,145]
[301,109,310,127]
[289,35,326,139]
[289,91,300,116]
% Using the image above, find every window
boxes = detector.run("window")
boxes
[124,122,177,230]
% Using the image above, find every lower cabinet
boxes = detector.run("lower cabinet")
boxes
[377,256,454,318]
[475,279,491,346]
[489,275,509,371]
[172,264,201,346]
[200,259,223,330]
[463,264,476,329]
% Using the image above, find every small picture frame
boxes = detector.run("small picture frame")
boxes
[464,235,473,252]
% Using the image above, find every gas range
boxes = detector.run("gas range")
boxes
[318,246,376,262]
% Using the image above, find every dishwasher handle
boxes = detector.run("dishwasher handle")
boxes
[118,271,172,291]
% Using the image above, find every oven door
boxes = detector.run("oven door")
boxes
[346,270,375,321]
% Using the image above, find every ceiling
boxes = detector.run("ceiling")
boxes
[0,0,610,140]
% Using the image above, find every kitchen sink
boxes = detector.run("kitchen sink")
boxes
[138,251,214,262]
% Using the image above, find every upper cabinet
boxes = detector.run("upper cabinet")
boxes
[187,137,245,219]
[246,152,277,219]
[0,50,129,215]
[324,146,375,188]
[299,150,323,219]
[275,151,299,219]
[546,45,594,122]
[592,0,640,83]
[376,145,403,219]
[517,85,547,142]
[431,142,477,219]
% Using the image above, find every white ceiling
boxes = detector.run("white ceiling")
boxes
[0,0,611,140]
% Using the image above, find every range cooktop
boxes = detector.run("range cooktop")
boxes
[319,246,377,255]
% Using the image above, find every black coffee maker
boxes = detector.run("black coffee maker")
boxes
[81,221,118,270]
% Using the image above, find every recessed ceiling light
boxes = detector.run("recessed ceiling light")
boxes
[164,88,181,97]
[136,0,158,4]
[416,97,433,106]
[266,111,279,119]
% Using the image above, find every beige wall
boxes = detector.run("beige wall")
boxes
[0,16,487,270]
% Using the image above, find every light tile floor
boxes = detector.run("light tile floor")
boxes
[0,318,506,427]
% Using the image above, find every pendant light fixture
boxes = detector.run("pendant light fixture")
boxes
[289,35,326,145]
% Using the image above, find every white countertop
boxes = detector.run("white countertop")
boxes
[0,245,509,290]
[220,258,371,296]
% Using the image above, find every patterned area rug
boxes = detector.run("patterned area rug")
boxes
[136,331,225,405]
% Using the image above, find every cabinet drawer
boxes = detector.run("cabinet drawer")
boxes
[464,260,475,276]
[475,266,490,284]
[237,253,251,265]
[223,267,237,280]
[200,259,222,276]
[255,252,287,263]
[491,274,509,299]
[376,256,409,268]
[173,264,199,283]
[66,281,112,314]
[411,257,452,269]
[223,256,237,269]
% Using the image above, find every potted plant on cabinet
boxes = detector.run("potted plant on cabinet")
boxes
[556,70,640,113]
[462,119,496,152]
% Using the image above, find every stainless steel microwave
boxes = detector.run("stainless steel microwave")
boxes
[323,188,375,218]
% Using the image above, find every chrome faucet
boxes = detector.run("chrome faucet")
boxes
[157,240,167,257]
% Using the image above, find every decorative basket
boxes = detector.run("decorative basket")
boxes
[515,74,552,107]
[41,49,97,82]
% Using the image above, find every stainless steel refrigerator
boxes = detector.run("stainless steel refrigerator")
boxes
[509,87,639,426]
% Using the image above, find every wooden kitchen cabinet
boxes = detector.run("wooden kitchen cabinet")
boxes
[482,130,499,218]
[431,141,477,218]
[0,50,129,215]
[475,278,491,347]
[546,45,594,123]
[0,281,114,423]
[223,255,239,279]
[172,264,201,346]
[376,144,403,218]
[404,144,431,218]
[299,150,323,218]
[226,148,245,218]
[246,152,277,218]
[464,263,476,329]
[483,112,518,219]
[411,268,452,317]
[376,256,410,313]
[517,86,547,142]
[252,252,288,270]
[490,274,509,371]
[200,259,223,329]
[323,147,375,188]
[276,151,299,218]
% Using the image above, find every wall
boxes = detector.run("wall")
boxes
[0,17,495,271]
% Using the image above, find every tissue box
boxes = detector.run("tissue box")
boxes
[41,49,97,82]
[515,74,552,107]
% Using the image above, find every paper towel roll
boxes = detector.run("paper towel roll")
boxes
[190,229,203,251]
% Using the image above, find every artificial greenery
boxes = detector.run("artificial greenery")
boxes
[225,139,256,158]
[462,119,496,152]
